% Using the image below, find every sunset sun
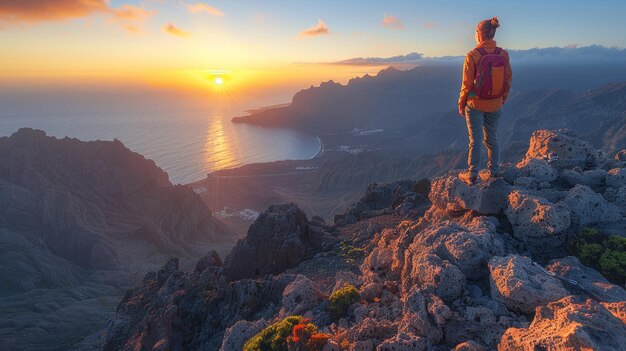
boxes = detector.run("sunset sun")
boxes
[215,77,224,85]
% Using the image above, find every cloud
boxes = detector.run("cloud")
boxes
[333,52,424,65]
[0,0,156,32]
[0,0,108,22]
[108,4,156,32]
[163,22,190,37]
[381,14,404,30]
[422,22,436,29]
[186,2,224,16]
[110,4,155,20]
[300,19,329,37]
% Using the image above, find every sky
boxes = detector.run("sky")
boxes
[1,0,625,104]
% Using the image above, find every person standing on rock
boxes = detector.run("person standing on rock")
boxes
[458,17,512,185]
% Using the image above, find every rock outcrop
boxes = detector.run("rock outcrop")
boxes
[489,255,569,314]
[102,129,626,351]
[499,296,626,351]
[222,203,330,281]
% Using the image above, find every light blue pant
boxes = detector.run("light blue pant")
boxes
[465,106,502,174]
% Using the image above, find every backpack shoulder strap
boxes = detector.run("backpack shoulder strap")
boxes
[476,47,488,56]
[494,47,502,55]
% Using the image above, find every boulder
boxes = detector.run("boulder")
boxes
[222,203,314,281]
[220,319,267,351]
[377,333,426,351]
[430,174,511,214]
[404,253,465,302]
[516,158,558,182]
[560,168,606,190]
[606,167,626,188]
[520,129,605,170]
[546,256,626,302]
[488,255,569,314]
[498,296,626,351]
[279,275,325,317]
[505,190,570,255]
[563,184,621,225]
[453,340,486,351]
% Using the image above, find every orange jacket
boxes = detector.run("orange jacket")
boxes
[458,39,512,112]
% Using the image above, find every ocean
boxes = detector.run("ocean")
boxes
[0,99,320,184]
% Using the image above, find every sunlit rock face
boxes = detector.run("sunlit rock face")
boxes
[498,296,626,351]
[102,129,626,351]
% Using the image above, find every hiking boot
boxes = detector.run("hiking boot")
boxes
[459,170,478,185]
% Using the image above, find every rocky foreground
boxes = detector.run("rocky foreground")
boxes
[103,129,626,350]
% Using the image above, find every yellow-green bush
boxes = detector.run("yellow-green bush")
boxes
[243,316,330,351]
[568,227,626,285]
[327,284,359,320]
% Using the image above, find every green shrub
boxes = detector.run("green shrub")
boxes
[337,242,365,263]
[243,316,330,351]
[568,227,626,286]
[244,316,303,351]
[327,284,359,320]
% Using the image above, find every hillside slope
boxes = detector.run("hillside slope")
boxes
[0,129,235,350]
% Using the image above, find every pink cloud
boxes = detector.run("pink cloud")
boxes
[300,19,329,37]
[163,22,190,37]
[186,2,224,16]
[382,14,404,30]
[0,0,108,22]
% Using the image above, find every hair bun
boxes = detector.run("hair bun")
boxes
[490,17,500,28]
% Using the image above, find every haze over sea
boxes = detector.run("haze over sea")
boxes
[0,90,321,184]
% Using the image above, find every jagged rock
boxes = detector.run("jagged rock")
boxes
[222,203,315,281]
[505,190,570,255]
[560,168,607,190]
[563,184,622,224]
[431,174,512,214]
[427,295,451,327]
[488,255,569,314]
[220,319,267,351]
[342,179,428,221]
[499,296,626,351]
[397,287,431,338]
[279,275,325,317]
[377,332,426,351]
[444,305,502,348]
[399,218,503,285]
[453,340,487,351]
[194,250,222,273]
[516,158,558,182]
[521,129,605,169]
[606,167,626,188]
[546,256,626,302]
[404,253,465,302]
[601,301,626,324]
[500,163,522,184]
[616,150,626,162]
[430,174,480,212]
[345,318,396,344]
[430,174,511,214]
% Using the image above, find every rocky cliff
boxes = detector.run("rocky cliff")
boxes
[103,129,626,350]
[0,129,233,350]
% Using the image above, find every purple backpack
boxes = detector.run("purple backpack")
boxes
[472,47,507,99]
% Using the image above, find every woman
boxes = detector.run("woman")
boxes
[458,17,512,185]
